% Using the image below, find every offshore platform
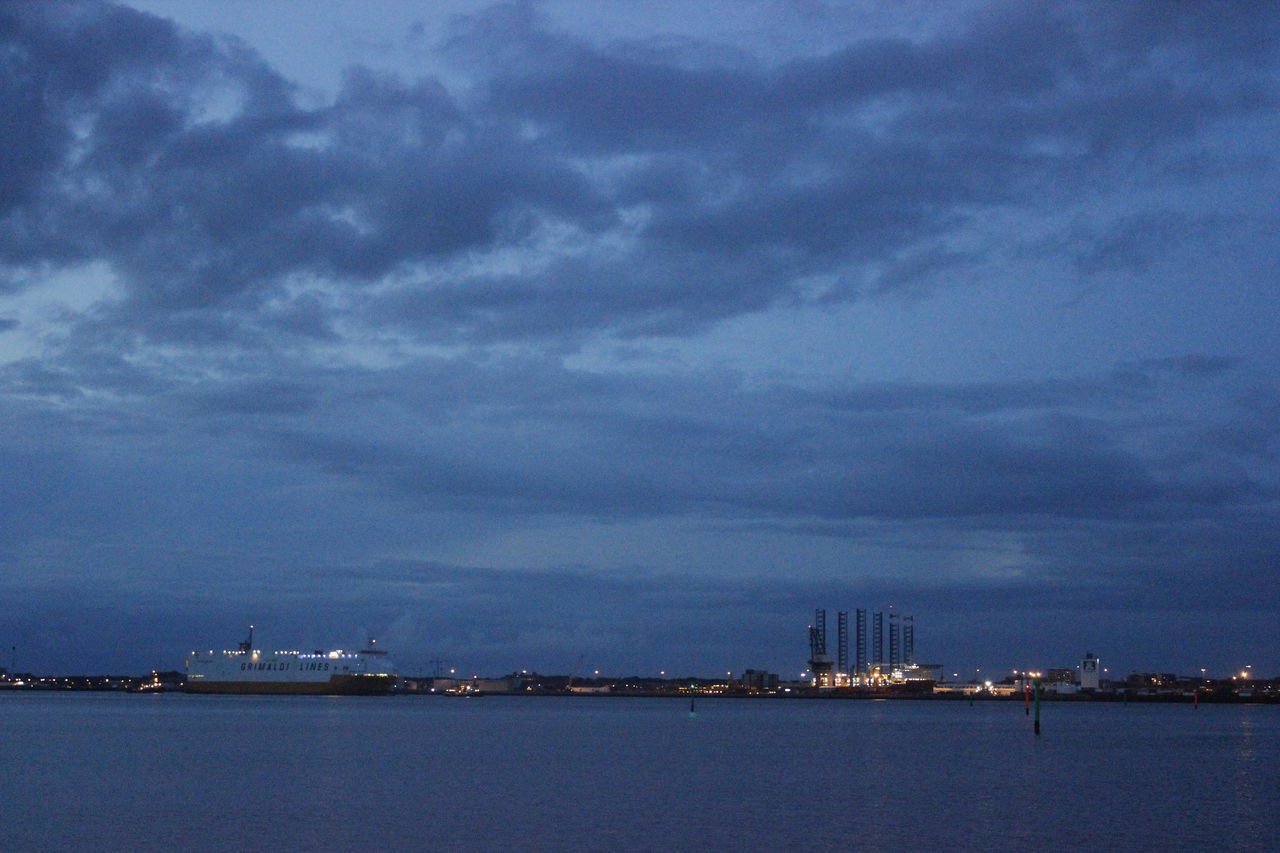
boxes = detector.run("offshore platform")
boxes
[807,607,933,688]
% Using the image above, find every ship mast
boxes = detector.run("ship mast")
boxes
[238,625,254,653]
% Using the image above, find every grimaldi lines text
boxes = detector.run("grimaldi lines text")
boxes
[185,630,396,695]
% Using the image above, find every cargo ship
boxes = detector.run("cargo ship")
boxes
[184,627,397,695]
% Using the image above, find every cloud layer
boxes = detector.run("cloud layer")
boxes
[1,1,1277,675]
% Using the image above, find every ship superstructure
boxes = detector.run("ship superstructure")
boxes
[185,627,397,695]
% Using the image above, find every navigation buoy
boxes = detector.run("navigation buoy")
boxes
[1033,678,1042,736]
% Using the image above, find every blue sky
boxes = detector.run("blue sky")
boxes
[1,1,1277,678]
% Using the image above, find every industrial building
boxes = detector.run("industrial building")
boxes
[807,607,937,689]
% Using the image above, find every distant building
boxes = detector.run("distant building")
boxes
[1080,652,1100,690]
[740,669,779,691]
[1125,672,1177,688]
[911,663,943,683]
[429,676,523,694]
[568,684,612,694]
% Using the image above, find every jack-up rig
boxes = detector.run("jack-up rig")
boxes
[806,607,933,689]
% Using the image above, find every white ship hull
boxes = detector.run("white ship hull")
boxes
[185,634,397,695]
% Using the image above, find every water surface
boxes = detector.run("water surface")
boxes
[2,693,1275,851]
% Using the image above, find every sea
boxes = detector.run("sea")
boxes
[1,692,1275,852]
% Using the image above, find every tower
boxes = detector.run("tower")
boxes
[855,609,867,678]
[807,609,833,687]
[873,611,884,668]
[889,611,900,667]
[837,611,849,683]
[903,615,914,666]
[1080,652,1100,690]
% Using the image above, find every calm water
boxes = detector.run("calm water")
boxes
[1,692,1276,852]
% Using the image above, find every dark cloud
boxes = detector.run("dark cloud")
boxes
[1140,354,1240,378]
[4,1,1275,345]
[2,2,603,340]
[179,379,320,416]
[164,361,1260,540]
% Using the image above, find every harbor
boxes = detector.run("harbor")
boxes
[2,610,1275,703]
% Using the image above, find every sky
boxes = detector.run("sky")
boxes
[2,0,1277,679]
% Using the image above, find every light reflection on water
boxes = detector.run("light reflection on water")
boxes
[1,693,1276,852]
